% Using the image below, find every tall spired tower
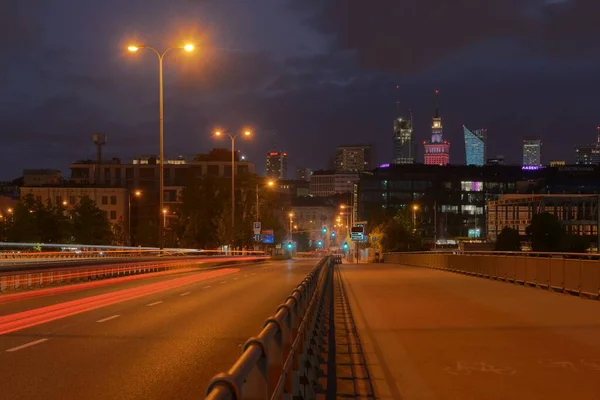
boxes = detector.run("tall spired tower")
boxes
[423,90,450,165]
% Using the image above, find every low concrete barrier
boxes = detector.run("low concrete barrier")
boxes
[384,252,600,300]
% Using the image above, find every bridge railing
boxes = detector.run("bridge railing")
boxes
[0,255,268,293]
[384,251,600,299]
[204,256,337,399]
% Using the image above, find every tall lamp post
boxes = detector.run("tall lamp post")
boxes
[412,204,419,233]
[127,42,195,249]
[128,190,142,246]
[214,129,252,248]
[288,212,294,240]
[256,180,275,221]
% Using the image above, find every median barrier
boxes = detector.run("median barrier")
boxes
[0,256,268,293]
[384,251,600,300]
[204,256,334,399]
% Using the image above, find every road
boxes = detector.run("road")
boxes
[0,258,318,400]
[340,263,600,400]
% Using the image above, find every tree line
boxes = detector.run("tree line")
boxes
[495,212,589,253]
[0,194,116,245]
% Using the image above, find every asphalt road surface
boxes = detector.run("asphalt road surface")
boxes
[0,259,318,400]
[340,263,600,400]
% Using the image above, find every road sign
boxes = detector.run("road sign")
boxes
[253,234,261,242]
[351,226,364,242]
[261,229,274,244]
[253,222,261,235]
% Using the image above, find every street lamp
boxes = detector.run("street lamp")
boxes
[288,212,294,240]
[214,129,252,246]
[128,190,142,246]
[256,179,276,222]
[162,208,168,234]
[127,42,195,249]
[412,204,419,232]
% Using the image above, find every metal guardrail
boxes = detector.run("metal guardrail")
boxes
[0,255,267,293]
[204,256,337,399]
[384,252,600,300]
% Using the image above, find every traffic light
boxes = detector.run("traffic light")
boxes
[331,231,336,238]
[322,226,327,234]
[317,240,323,247]
[287,241,293,249]
[343,242,349,250]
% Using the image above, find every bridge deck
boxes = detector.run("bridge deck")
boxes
[340,263,600,400]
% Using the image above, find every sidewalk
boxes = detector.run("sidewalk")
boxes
[339,263,600,400]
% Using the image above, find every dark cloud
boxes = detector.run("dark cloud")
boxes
[292,0,600,74]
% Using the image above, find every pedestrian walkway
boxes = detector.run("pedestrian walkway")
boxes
[339,263,600,400]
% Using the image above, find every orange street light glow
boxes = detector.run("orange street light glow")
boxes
[135,190,142,197]
[244,131,251,136]
[214,131,222,136]
[267,180,275,187]
[183,43,195,52]
[127,45,139,52]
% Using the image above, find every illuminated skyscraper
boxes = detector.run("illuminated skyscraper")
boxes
[393,117,415,164]
[334,145,372,172]
[266,151,288,179]
[522,139,542,166]
[463,126,486,166]
[424,90,450,166]
[575,127,600,165]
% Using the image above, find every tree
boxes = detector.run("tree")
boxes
[71,198,113,245]
[495,227,521,251]
[526,212,565,252]
[560,234,589,253]
[372,208,424,253]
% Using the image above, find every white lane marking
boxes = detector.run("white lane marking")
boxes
[6,339,48,353]
[220,281,226,284]
[97,315,121,323]
[233,277,238,280]
[203,286,211,289]
[180,292,191,297]
[147,301,163,307]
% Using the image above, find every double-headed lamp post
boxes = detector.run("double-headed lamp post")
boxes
[127,42,195,249]
[214,129,252,246]
[256,180,275,221]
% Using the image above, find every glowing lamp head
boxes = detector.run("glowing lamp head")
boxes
[162,208,168,214]
[62,201,67,206]
[183,43,195,52]
[127,45,139,52]
[244,130,251,137]
[135,190,142,197]
[214,131,222,137]
[267,180,275,187]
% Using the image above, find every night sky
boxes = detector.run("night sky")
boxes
[2,0,600,179]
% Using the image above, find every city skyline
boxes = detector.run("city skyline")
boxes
[2,1,600,179]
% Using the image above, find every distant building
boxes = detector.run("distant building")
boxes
[550,160,566,167]
[272,180,310,198]
[393,117,415,164]
[295,167,312,181]
[20,186,130,237]
[334,145,372,172]
[522,139,542,166]
[310,170,360,197]
[290,197,338,244]
[424,90,450,166]
[575,127,600,165]
[463,126,486,166]
[266,151,288,179]
[23,169,63,187]
[487,194,599,247]
[486,155,506,165]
